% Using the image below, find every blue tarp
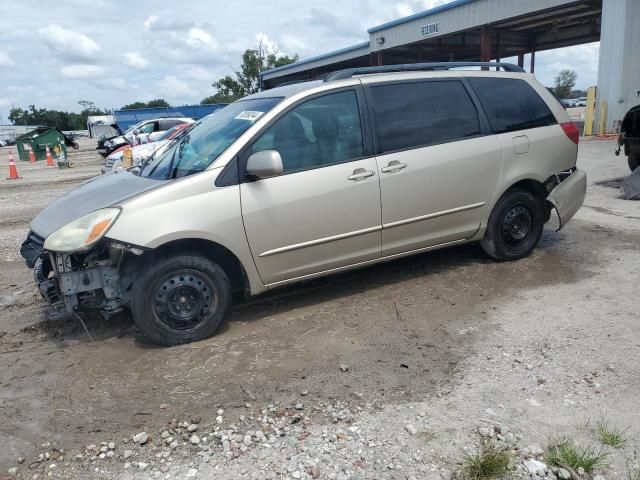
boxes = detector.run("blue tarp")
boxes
[113,104,228,131]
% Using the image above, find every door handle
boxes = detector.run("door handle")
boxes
[348,168,375,181]
[381,160,407,173]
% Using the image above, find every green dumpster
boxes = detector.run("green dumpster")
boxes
[16,127,68,162]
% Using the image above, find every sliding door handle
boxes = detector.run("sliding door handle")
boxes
[381,160,407,173]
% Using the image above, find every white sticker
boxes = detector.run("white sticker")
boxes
[235,110,264,121]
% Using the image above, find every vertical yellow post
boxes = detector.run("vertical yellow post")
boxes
[583,86,597,136]
[598,101,608,135]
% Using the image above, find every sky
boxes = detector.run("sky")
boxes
[0,0,599,123]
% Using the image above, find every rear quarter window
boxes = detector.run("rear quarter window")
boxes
[468,78,557,134]
[370,80,481,154]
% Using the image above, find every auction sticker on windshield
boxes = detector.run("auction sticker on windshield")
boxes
[235,111,264,121]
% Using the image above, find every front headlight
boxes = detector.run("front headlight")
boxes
[44,208,120,253]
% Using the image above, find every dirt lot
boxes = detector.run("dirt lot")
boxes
[0,138,638,479]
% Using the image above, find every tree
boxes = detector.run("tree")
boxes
[209,38,298,102]
[121,99,170,110]
[553,69,577,99]
[8,103,109,130]
[145,98,170,108]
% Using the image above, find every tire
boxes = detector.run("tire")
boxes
[480,190,545,261]
[130,253,231,346]
[628,154,640,172]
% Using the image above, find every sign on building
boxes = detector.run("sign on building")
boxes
[420,22,439,37]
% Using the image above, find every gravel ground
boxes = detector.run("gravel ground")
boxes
[0,137,638,480]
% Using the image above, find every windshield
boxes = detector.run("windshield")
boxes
[141,97,282,180]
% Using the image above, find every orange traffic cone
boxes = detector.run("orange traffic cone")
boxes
[45,144,55,167]
[6,150,20,180]
[28,145,36,163]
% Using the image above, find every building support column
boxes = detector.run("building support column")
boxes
[517,53,524,68]
[376,51,384,66]
[596,0,640,132]
[529,36,536,73]
[480,26,492,63]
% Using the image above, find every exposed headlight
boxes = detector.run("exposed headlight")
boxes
[44,208,121,253]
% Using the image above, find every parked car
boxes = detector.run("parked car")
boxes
[20,62,586,346]
[102,123,192,173]
[560,98,576,108]
[574,97,587,107]
[616,104,640,171]
[100,118,194,157]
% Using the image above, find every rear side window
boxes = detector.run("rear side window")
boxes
[370,80,480,154]
[469,78,557,134]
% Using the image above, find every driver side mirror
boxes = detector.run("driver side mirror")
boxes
[246,150,283,179]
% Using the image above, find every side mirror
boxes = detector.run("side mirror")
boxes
[128,166,141,176]
[246,150,283,179]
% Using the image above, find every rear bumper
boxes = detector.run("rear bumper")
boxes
[547,169,587,230]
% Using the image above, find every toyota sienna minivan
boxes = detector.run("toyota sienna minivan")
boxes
[21,63,587,346]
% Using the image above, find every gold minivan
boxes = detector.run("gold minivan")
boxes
[21,63,586,346]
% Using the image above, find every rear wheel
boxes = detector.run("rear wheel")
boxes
[628,154,640,172]
[130,253,231,346]
[481,190,545,261]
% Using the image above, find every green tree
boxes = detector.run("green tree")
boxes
[9,102,110,130]
[121,99,170,110]
[210,39,298,102]
[145,98,170,108]
[554,69,577,99]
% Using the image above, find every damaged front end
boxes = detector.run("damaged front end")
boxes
[20,232,143,316]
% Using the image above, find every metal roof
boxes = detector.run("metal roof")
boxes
[368,0,476,34]
[260,42,369,80]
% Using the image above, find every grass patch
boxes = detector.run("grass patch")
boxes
[627,469,640,480]
[594,419,628,448]
[420,428,438,441]
[458,439,513,480]
[545,438,608,474]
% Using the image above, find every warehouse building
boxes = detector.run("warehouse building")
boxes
[260,0,640,133]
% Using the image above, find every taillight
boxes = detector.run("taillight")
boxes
[560,122,579,145]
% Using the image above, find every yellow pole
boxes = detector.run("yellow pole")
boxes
[583,86,596,136]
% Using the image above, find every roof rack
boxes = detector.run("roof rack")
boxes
[323,62,524,82]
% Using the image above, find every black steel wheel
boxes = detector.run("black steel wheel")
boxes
[481,189,544,261]
[131,254,231,346]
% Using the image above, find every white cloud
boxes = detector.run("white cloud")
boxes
[144,15,159,29]
[158,75,196,98]
[92,77,130,91]
[0,97,17,107]
[182,65,214,82]
[124,52,150,70]
[61,64,105,79]
[0,51,14,67]
[38,24,100,61]
[144,14,194,31]
[186,28,218,49]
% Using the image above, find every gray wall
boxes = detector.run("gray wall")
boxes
[596,0,640,132]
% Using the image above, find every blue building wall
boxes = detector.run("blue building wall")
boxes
[113,104,228,131]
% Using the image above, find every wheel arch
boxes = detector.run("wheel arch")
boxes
[123,238,252,299]
[480,176,552,233]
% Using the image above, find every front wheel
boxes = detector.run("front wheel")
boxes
[130,253,231,346]
[480,190,545,261]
